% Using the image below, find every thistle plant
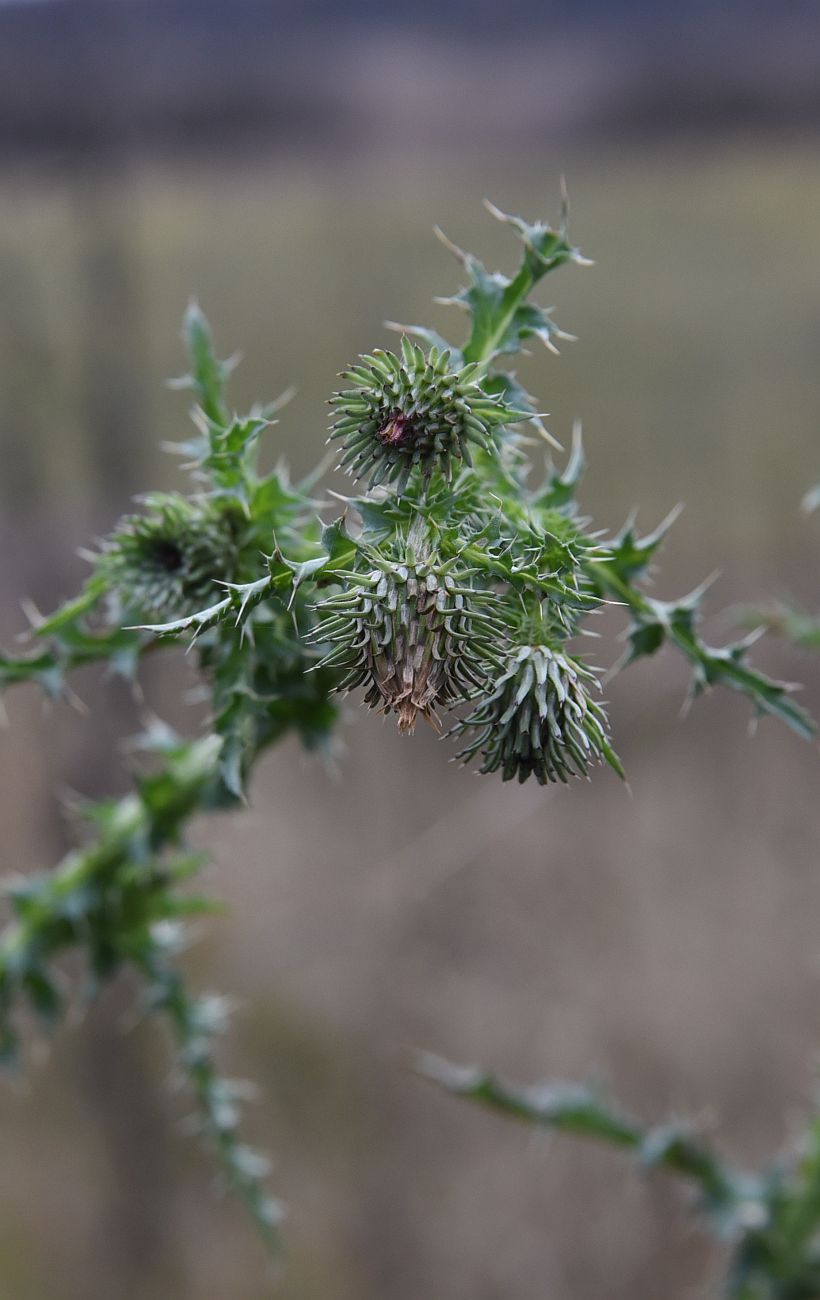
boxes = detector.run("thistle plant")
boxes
[0,195,815,1286]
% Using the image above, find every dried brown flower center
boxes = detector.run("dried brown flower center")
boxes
[376,411,415,449]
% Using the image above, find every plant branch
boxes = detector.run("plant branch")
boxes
[417,1054,748,1218]
[0,730,282,1255]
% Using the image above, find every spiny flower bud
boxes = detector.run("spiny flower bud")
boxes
[329,337,528,494]
[455,644,621,784]
[311,534,501,734]
[100,496,238,622]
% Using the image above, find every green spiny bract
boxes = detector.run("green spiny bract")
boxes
[329,336,529,494]
[454,644,620,784]
[311,521,502,734]
[99,494,240,622]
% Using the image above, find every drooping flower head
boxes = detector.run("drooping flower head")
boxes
[454,644,622,784]
[311,526,502,734]
[100,495,238,622]
[329,337,529,494]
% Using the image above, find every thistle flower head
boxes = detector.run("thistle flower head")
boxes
[330,337,527,494]
[455,644,621,784]
[311,527,501,734]
[100,496,238,622]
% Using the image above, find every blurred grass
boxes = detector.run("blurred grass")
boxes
[1,139,820,1300]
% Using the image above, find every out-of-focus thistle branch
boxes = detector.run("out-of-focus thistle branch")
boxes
[139,946,283,1254]
[417,1053,750,1222]
[420,1055,820,1297]
[0,729,283,1254]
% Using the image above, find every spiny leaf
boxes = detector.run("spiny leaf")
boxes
[198,414,270,495]
[0,646,64,697]
[130,573,279,640]
[435,197,588,366]
[0,623,147,697]
[623,593,815,740]
[29,573,109,638]
[605,504,684,585]
[483,195,592,277]
[170,300,235,427]
[589,550,816,741]
[436,240,572,365]
[529,422,586,513]
[417,1053,748,1220]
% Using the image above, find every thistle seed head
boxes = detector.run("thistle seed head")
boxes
[101,497,238,622]
[454,644,620,784]
[330,337,527,494]
[311,537,501,734]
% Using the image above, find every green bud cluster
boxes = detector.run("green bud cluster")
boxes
[455,644,621,784]
[329,336,528,493]
[100,494,238,622]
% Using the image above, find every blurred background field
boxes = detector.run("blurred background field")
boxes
[1,4,820,1298]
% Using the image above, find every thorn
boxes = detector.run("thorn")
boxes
[683,570,722,606]
[19,598,43,629]
[268,384,297,414]
[654,502,686,536]
[532,421,563,452]
[64,683,89,716]
[733,625,767,651]
[482,198,510,225]
[433,225,469,266]
[569,418,584,458]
